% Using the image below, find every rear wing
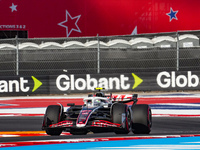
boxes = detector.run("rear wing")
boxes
[92,88,138,104]
[112,94,138,104]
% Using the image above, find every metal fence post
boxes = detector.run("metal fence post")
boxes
[176,32,179,71]
[97,34,100,74]
[15,35,19,75]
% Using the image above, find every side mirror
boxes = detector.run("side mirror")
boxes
[88,94,93,97]
[132,94,138,99]
[132,94,138,104]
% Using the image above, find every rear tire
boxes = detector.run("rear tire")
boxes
[112,103,131,134]
[43,105,63,136]
[131,104,152,134]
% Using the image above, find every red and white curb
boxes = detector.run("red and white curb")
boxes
[0,134,200,148]
[0,96,200,117]
[0,131,71,137]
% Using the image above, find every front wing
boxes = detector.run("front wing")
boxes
[48,120,121,129]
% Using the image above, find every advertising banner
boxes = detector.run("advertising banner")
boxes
[1,0,200,38]
[0,71,200,96]
[50,71,200,93]
[0,75,49,96]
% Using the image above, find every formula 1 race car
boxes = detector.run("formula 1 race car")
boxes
[42,88,152,135]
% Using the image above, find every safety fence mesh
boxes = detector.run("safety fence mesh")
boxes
[0,30,200,76]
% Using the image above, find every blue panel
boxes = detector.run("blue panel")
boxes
[3,136,200,150]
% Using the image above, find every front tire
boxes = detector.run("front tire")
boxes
[131,104,152,134]
[43,105,63,136]
[112,103,131,134]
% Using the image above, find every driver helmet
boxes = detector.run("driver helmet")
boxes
[94,99,102,106]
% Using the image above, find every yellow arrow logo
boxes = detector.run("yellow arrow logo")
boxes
[31,76,42,92]
[132,73,143,89]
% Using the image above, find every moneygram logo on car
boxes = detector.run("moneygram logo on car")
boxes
[157,71,199,88]
[56,73,143,91]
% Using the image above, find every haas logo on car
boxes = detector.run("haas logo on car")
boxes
[157,71,199,88]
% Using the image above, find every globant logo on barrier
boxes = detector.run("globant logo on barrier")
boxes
[56,73,143,91]
[0,73,143,93]
[157,71,199,88]
[0,76,42,93]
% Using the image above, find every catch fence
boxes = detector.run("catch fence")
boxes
[0,30,200,76]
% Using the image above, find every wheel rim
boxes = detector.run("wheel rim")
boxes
[126,109,132,131]
[148,108,152,128]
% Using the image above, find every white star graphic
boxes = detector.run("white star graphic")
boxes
[10,3,17,12]
[131,26,137,35]
[58,10,81,37]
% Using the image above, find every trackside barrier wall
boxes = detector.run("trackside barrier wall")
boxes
[0,71,200,96]
[1,30,200,96]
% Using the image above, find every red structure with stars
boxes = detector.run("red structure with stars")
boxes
[0,0,199,38]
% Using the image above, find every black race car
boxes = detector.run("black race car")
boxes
[42,88,152,135]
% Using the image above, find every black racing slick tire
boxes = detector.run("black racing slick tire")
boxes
[112,103,131,134]
[131,104,152,134]
[43,105,63,136]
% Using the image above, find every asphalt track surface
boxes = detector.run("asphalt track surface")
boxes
[0,116,200,143]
